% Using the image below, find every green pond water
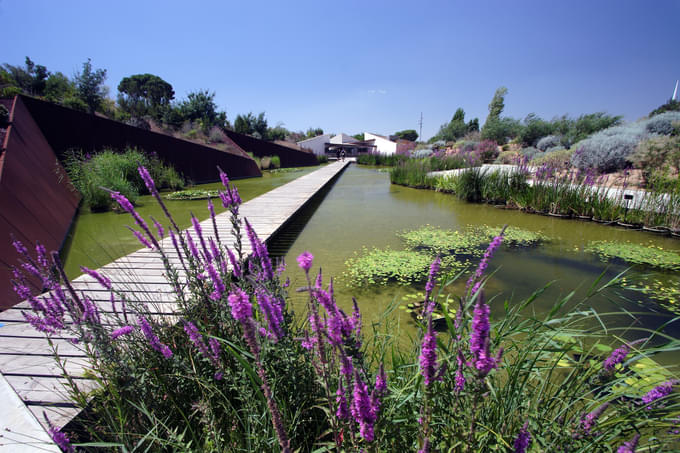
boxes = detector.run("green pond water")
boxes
[267,165,680,358]
[63,163,680,362]
[61,166,324,278]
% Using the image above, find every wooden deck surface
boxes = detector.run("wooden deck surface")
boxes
[0,160,350,451]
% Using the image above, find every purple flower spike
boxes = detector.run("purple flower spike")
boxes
[336,382,350,420]
[44,412,74,453]
[467,231,504,294]
[351,371,378,442]
[603,344,629,372]
[111,325,134,340]
[617,434,640,453]
[513,421,531,453]
[297,251,314,272]
[228,288,252,321]
[138,317,173,359]
[642,380,677,409]
[420,317,438,387]
[80,267,112,290]
[425,256,441,298]
[375,364,387,394]
[455,350,466,393]
[581,402,609,435]
[206,262,225,301]
[138,165,157,196]
[470,292,498,377]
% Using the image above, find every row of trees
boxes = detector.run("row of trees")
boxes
[431,86,624,147]
[1,56,326,143]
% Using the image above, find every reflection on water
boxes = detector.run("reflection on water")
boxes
[270,165,680,357]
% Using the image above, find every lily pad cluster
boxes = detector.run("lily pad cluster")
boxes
[166,189,220,200]
[620,275,680,316]
[344,247,435,286]
[345,225,548,288]
[585,241,680,271]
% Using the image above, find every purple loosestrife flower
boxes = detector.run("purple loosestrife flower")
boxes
[617,434,640,453]
[138,165,157,196]
[35,243,49,268]
[129,227,154,249]
[228,288,252,321]
[581,402,609,435]
[227,248,241,277]
[184,321,221,369]
[467,232,504,294]
[603,344,629,372]
[192,215,211,261]
[513,421,531,453]
[424,256,440,304]
[111,325,134,340]
[642,380,677,409]
[351,371,379,442]
[206,262,225,301]
[340,354,354,379]
[244,219,273,280]
[375,364,387,394]
[138,317,173,359]
[455,350,466,393]
[336,382,350,420]
[297,251,314,273]
[256,289,284,339]
[81,266,112,290]
[186,231,201,261]
[44,412,74,453]
[276,258,286,276]
[152,217,165,239]
[469,292,498,377]
[420,317,438,387]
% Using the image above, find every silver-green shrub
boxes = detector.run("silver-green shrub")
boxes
[536,135,562,151]
[646,111,680,135]
[571,122,648,172]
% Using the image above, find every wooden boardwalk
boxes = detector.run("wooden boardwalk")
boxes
[0,160,351,451]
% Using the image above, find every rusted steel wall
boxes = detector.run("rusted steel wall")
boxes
[0,97,82,309]
[20,96,261,183]
[224,130,318,168]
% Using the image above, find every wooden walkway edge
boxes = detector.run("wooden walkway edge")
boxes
[0,160,351,451]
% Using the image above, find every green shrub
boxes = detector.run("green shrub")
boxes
[270,155,281,169]
[316,154,328,164]
[531,148,574,169]
[630,135,680,186]
[65,148,184,211]
[494,150,519,164]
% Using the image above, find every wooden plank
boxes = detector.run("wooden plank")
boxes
[5,375,97,404]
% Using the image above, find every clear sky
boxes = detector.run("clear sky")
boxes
[2,0,679,140]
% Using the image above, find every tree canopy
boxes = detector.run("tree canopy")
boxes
[118,73,174,119]
[75,58,107,114]
[177,90,227,128]
[394,129,418,141]
[234,112,268,138]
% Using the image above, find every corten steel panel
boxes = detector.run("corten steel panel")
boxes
[224,130,318,168]
[19,96,261,183]
[0,97,82,309]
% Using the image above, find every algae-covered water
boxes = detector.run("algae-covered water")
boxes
[61,166,324,278]
[269,165,680,353]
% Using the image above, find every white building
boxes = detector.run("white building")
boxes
[364,132,416,155]
[296,134,333,156]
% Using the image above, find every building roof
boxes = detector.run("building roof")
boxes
[297,133,333,144]
[330,133,359,144]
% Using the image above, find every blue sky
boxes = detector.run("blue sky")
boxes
[2,0,679,140]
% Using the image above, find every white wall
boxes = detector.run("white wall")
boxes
[297,134,332,156]
[364,132,397,155]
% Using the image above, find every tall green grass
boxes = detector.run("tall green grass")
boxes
[65,148,184,211]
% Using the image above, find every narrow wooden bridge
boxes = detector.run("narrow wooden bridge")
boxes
[0,160,351,451]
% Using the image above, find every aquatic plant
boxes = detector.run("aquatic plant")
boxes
[398,225,488,256]
[585,240,680,271]
[165,188,220,200]
[344,247,434,286]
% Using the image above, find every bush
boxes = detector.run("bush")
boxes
[519,147,539,161]
[270,155,281,169]
[316,154,328,164]
[65,148,184,211]
[260,156,272,170]
[412,148,433,158]
[208,126,226,143]
[629,135,680,185]
[536,135,562,151]
[494,150,519,164]
[571,122,648,172]
[474,139,499,162]
[645,111,680,135]
[531,148,574,169]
